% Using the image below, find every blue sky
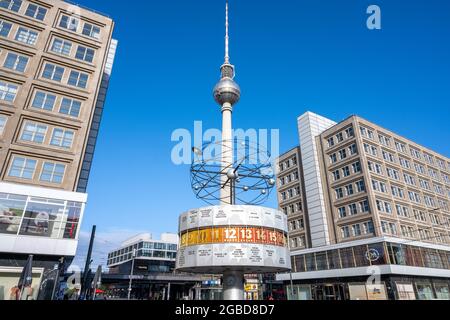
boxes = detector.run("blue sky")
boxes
[72,0,450,267]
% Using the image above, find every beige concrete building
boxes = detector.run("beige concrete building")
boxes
[276,112,450,300]
[277,146,309,250]
[0,0,117,300]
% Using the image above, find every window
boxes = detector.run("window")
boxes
[414,163,426,175]
[360,200,370,213]
[404,173,416,186]
[396,205,409,218]
[75,46,94,63]
[342,166,350,177]
[25,3,47,21]
[327,137,334,148]
[20,122,47,143]
[345,127,354,138]
[382,151,395,163]
[82,23,100,39]
[348,144,357,155]
[0,114,7,134]
[332,170,340,181]
[364,143,378,157]
[50,128,74,149]
[8,156,36,179]
[336,132,344,142]
[387,168,400,180]
[408,191,421,203]
[349,203,358,215]
[0,20,13,38]
[330,153,337,164]
[338,149,347,160]
[362,221,374,234]
[0,0,22,12]
[356,180,366,193]
[352,161,361,173]
[372,179,387,193]
[391,186,404,198]
[14,27,38,45]
[410,148,421,160]
[3,52,28,72]
[399,157,411,169]
[51,39,72,56]
[395,141,407,153]
[368,161,383,175]
[31,91,56,111]
[379,134,391,147]
[352,224,361,236]
[68,70,88,88]
[341,226,350,238]
[59,98,81,117]
[59,15,79,32]
[338,207,346,218]
[345,184,354,196]
[42,63,64,82]
[413,210,427,222]
[381,221,397,235]
[0,80,18,102]
[40,162,65,184]
[335,188,344,199]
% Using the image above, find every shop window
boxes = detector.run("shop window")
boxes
[434,284,450,300]
[0,193,27,235]
[396,283,416,300]
[415,283,434,300]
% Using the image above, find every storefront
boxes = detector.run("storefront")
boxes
[0,267,44,300]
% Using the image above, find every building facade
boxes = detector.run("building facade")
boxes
[0,0,116,300]
[105,233,221,300]
[276,111,450,300]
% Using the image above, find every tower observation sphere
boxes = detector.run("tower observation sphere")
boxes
[213,76,241,106]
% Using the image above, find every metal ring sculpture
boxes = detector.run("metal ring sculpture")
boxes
[190,139,276,205]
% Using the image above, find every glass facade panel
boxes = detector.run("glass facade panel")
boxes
[434,284,450,300]
[340,247,355,268]
[423,249,444,269]
[0,193,26,235]
[367,243,387,265]
[294,255,305,272]
[353,245,370,267]
[0,192,83,239]
[416,283,434,300]
[327,250,341,269]
[305,253,316,271]
[315,252,328,270]
[388,243,407,265]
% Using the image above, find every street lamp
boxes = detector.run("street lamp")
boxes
[127,248,137,300]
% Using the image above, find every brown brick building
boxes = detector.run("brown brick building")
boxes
[0,0,117,300]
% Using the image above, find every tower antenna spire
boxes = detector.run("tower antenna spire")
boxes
[225,1,229,63]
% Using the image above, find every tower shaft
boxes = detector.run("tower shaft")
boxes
[220,103,233,204]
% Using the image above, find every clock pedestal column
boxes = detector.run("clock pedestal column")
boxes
[223,270,244,300]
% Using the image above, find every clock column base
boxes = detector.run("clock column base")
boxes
[222,270,244,300]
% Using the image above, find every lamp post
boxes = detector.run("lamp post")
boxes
[127,248,136,300]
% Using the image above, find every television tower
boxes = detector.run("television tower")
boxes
[213,1,241,205]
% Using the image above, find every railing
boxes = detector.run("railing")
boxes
[62,0,110,18]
